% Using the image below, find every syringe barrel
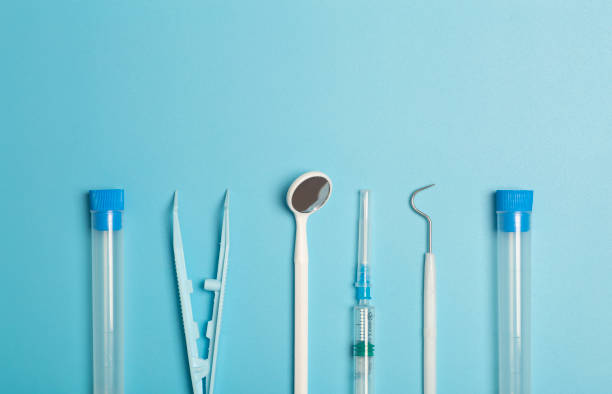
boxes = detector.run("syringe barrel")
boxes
[496,190,533,394]
[90,190,125,394]
[354,302,375,394]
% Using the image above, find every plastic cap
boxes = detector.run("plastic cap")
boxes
[496,190,533,232]
[89,189,124,211]
[89,189,124,231]
[496,190,533,212]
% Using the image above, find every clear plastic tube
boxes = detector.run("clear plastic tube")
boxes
[496,190,533,394]
[90,190,124,394]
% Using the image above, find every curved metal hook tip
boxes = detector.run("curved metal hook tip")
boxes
[410,184,435,253]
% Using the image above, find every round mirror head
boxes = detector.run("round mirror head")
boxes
[287,172,332,214]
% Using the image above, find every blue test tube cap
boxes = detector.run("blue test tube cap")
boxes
[496,190,533,232]
[89,189,124,231]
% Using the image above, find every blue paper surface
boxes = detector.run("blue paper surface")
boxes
[1,1,611,393]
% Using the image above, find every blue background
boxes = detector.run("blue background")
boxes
[1,1,611,393]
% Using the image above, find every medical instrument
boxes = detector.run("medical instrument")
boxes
[90,189,125,394]
[286,171,332,394]
[496,190,533,394]
[354,190,375,394]
[172,190,230,394]
[410,184,436,394]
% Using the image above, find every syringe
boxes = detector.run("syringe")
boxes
[354,190,374,394]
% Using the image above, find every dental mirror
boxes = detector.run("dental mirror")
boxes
[286,171,332,394]
[289,175,331,214]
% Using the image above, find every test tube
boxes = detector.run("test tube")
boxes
[496,190,533,394]
[90,189,125,394]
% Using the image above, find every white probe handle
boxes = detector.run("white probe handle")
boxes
[294,216,308,394]
[424,252,436,394]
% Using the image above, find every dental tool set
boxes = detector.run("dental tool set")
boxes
[87,181,533,394]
